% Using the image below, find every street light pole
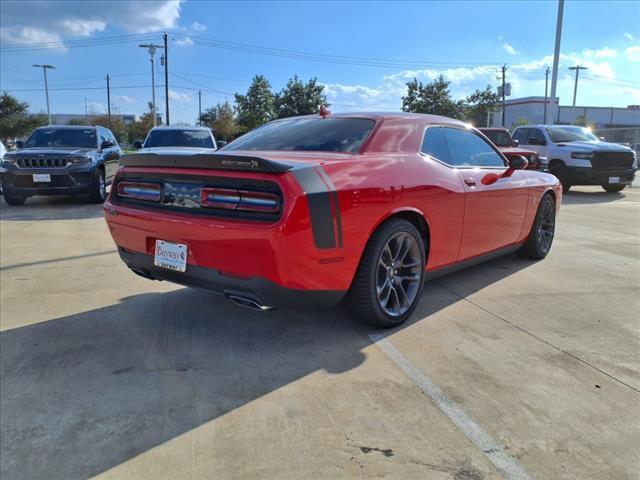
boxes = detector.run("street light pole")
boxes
[543,67,550,124]
[139,44,164,127]
[548,0,564,125]
[569,65,588,124]
[33,64,55,125]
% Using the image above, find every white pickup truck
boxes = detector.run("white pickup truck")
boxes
[512,125,637,193]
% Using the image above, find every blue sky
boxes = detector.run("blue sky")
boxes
[1,0,639,125]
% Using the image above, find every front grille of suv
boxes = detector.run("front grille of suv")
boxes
[591,151,635,170]
[16,157,69,168]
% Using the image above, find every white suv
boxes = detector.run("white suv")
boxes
[512,125,637,193]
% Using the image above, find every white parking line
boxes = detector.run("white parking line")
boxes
[369,334,531,480]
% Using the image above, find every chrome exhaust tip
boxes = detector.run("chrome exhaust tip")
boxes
[226,294,273,312]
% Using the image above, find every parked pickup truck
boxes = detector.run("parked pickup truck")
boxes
[478,128,545,170]
[0,125,121,205]
[512,125,637,193]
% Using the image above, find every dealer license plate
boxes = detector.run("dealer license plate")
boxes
[32,174,51,183]
[154,240,187,272]
[608,177,620,184]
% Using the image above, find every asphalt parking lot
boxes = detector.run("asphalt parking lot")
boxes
[1,185,638,480]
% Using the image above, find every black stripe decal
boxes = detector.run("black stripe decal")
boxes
[292,167,336,249]
[314,167,343,248]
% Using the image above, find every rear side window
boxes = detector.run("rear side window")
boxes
[224,118,376,153]
[512,128,529,144]
[421,127,450,163]
[443,128,505,167]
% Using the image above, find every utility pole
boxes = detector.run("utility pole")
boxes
[198,90,202,126]
[543,67,550,124]
[569,65,588,124]
[549,0,564,124]
[501,64,507,127]
[163,32,170,126]
[84,97,88,123]
[33,64,55,125]
[139,43,164,127]
[106,74,111,121]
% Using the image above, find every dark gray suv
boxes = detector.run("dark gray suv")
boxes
[1,125,122,205]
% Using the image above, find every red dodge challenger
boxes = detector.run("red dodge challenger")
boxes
[104,112,561,327]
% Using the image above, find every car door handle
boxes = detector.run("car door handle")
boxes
[464,178,477,187]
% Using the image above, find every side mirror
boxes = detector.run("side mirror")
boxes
[15,140,24,149]
[101,140,114,149]
[527,137,545,146]
[216,140,227,149]
[509,155,528,170]
[133,140,143,149]
[512,139,519,147]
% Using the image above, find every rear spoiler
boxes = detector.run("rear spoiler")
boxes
[120,152,293,174]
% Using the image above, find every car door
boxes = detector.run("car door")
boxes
[440,127,530,261]
[519,127,548,157]
[98,128,117,180]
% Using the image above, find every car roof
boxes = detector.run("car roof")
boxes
[149,126,211,131]
[478,127,508,131]
[270,111,467,127]
[36,125,97,129]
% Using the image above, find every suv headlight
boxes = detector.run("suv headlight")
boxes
[67,156,91,164]
[571,152,594,159]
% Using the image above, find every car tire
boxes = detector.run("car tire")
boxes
[549,164,571,193]
[348,218,426,327]
[88,168,107,203]
[517,193,556,260]
[3,195,26,206]
[601,184,626,193]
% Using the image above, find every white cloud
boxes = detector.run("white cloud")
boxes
[582,47,617,58]
[0,27,64,49]
[503,43,518,56]
[624,32,635,42]
[191,22,206,31]
[114,95,135,104]
[87,101,106,113]
[624,45,640,62]
[0,1,183,48]
[174,36,194,46]
[59,19,106,36]
[168,90,192,102]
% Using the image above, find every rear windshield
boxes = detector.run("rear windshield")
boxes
[223,117,376,153]
[481,130,512,147]
[24,128,97,149]
[144,129,214,148]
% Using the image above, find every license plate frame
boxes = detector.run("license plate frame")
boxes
[32,173,51,183]
[608,176,620,184]
[154,240,188,272]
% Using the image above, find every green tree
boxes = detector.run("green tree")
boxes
[464,86,499,127]
[234,75,275,132]
[0,92,47,142]
[126,102,158,143]
[199,101,240,141]
[510,116,529,130]
[274,75,328,119]
[401,76,464,119]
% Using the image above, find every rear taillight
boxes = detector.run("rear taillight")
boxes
[201,187,279,213]
[117,181,162,202]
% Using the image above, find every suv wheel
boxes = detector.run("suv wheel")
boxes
[348,218,426,327]
[602,184,626,193]
[549,164,571,193]
[89,169,107,203]
[3,195,26,206]
[517,193,556,259]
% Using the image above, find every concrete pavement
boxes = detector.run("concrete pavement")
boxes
[1,186,638,479]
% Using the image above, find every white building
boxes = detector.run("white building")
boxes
[491,96,640,144]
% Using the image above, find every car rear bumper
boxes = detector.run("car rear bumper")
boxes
[0,169,95,196]
[566,167,636,185]
[118,247,346,309]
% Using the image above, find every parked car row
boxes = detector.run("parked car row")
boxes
[0,125,219,205]
[0,113,636,327]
